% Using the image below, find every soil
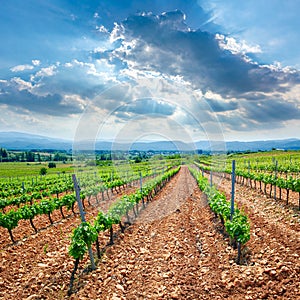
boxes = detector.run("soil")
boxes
[0,166,299,299]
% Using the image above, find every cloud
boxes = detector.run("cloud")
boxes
[116,98,175,117]
[30,59,117,99]
[96,25,109,33]
[106,10,300,98]
[0,91,84,116]
[214,95,300,134]
[32,60,41,66]
[197,0,300,68]
[242,98,300,123]
[10,60,41,72]
[215,33,262,55]
[0,80,85,116]
[93,9,300,137]
[0,55,123,118]
[34,65,57,78]
[205,98,238,112]
[1,7,300,140]
[10,64,34,72]
[11,77,33,90]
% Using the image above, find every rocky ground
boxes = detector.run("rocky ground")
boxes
[0,182,138,299]
[0,166,299,299]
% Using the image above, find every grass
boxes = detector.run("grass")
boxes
[0,162,75,179]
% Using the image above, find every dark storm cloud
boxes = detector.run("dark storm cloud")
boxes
[242,98,300,123]
[0,86,84,116]
[216,97,300,133]
[110,10,300,97]
[205,98,238,112]
[103,9,300,131]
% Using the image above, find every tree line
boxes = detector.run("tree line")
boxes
[0,147,72,163]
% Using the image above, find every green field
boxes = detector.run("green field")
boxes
[0,162,75,178]
[0,150,299,180]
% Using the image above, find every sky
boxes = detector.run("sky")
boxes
[0,0,300,144]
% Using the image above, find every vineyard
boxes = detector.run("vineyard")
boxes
[0,151,299,299]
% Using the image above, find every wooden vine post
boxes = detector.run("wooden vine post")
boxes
[231,160,242,264]
[139,171,145,208]
[248,160,250,186]
[274,160,278,200]
[230,160,235,221]
[72,174,96,270]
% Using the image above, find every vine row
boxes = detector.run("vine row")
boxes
[189,166,250,264]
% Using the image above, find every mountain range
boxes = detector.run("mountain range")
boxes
[0,131,300,152]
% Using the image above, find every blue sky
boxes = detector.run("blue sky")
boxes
[0,0,299,143]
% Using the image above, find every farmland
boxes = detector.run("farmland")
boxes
[0,151,299,299]
[0,162,75,178]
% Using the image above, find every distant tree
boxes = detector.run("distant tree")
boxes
[48,162,56,168]
[53,152,69,162]
[40,167,47,175]
[21,152,25,162]
[0,148,8,158]
[134,156,142,163]
[14,153,20,161]
[25,151,35,162]
[53,152,61,161]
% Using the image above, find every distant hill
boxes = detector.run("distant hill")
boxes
[224,139,300,152]
[0,131,300,152]
[0,132,72,150]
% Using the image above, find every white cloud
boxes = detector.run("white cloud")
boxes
[110,22,125,43]
[282,83,300,105]
[96,25,108,33]
[34,65,57,78]
[61,94,88,112]
[10,64,34,72]
[64,62,73,68]
[10,60,41,73]
[215,33,262,55]
[11,77,33,91]
[32,60,41,66]
[61,59,116,81]
[204,90,224,101]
